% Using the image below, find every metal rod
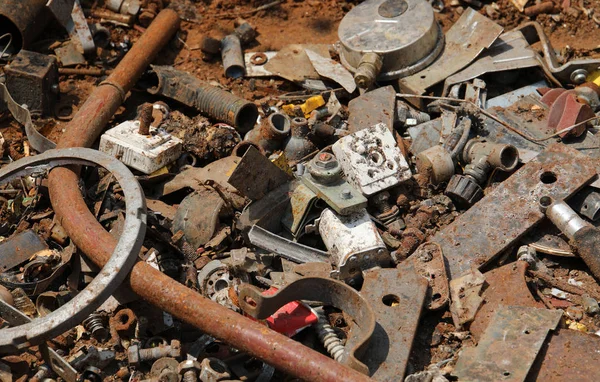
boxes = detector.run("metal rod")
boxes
[46,9,371,382]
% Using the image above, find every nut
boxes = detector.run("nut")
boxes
[178,360,202,375]
[200,358,231,382]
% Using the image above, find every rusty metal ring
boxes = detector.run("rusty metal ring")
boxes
[250,53,268,66]
[0,148,146,353]
[239,277,375,375]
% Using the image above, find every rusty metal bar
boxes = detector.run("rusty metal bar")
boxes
[46,9,371,382]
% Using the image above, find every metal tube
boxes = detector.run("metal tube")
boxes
[546,201,589,240]
[221,34,245,78]
[0,0,51,56]
[47,9,371,382]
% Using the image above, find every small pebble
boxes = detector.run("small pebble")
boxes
[582,294,600,315]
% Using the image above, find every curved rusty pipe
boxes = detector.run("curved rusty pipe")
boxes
[47,9,371,382]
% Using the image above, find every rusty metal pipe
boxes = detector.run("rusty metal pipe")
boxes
[47,9,371,382]
[0,0,51,56]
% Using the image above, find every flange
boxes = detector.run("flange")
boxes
[338,0,444,81]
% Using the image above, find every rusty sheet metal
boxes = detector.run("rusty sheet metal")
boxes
[347,85,395,134]
[398,8,503,96]
[239,277,376,375]
[0,230,47,272]
[409,242,449,311]
[430,143,597,280]
[227,146,292,201]
[345,261,428,380]
[263,44,330,83]
[453,305,562,382]
[470,261,543,340]
[528,330,600,381]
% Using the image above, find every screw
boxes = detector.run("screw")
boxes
[128,340,181,366]
[571,69,588,84]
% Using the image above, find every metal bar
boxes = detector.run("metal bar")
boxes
[46,9,371,382]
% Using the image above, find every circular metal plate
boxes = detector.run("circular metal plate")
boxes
[338,0,442,80]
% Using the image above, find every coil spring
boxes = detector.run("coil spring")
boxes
[83,313,107,338]
[314,308,345,362]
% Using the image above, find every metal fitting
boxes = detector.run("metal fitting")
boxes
[415,145,455,186]
[221,34,245,78]
[463,139,519,173]
[571,69,589,85]
[178,360,202,382]
[200,357,231,382]
[244,112,291,155]
[128,340,181,367]
[234,20,257,45]
[543,199,589,240]
[284,117,317,161]
[136,103,154,135]
[354,52,383,89]
[307,152,343,185]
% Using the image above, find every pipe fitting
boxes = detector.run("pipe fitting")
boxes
[221,34,245,78]
[244,112,291,155]
[545,200,589,240]
[284,117,317,161]
[415,145,455,186]
[354,52,383,89]
[463,139,519,172]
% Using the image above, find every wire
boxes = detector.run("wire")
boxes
[0,33,13,59]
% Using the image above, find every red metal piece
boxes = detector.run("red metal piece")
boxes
[260,287,318,337]
[46,9,371,382]
[541,88,595,138]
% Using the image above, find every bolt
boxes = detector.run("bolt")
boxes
[178,360,202,382]
[128,340,181,367]
[137,103,154,135]
[571,69,589,85]
[340,189,353,200]
[315,152,335,167]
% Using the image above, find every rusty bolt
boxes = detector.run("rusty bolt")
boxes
[128,340,181,367]
[137,103,154,135]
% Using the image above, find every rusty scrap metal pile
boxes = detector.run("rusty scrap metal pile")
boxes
[1,0,600,381]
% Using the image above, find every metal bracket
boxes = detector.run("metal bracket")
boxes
[239,277,376,375]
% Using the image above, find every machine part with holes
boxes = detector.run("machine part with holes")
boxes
[544,200,600,280]
[0,83,56,152]
[197,260,249,312]
[239,276,376,375]
[453,306,562,382]
[301,153,367,215]
[399,8,503,97]
[172,187,229,249]
[408,242,449,310]
[227,145,292,201]
[5,50,59,117]
[244,113,291,155]
[338,0,444,82]
[430,143,597,280]
[143,65,259,134]
[46,10,372,381]
[540,85,599,138]
[0,298,78,381]
[570,187,600,222]
[248,225,330,264]
[347,85,396,134]
[305,49,356,93]
[0,0,51,57]
[46,0,95,55]
[0,148,146,353]
[318,208,390,282]
[283,117,318,161]
[332,123,412,196]
[415,145,455,186]
[0,230,47,273]
[199,358,231,382]
[345,261,427,380]
[99,119,183,175]
[221,34,245,79]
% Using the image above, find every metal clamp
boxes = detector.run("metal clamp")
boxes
[239,277,376,375]
[0,148,146,352]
